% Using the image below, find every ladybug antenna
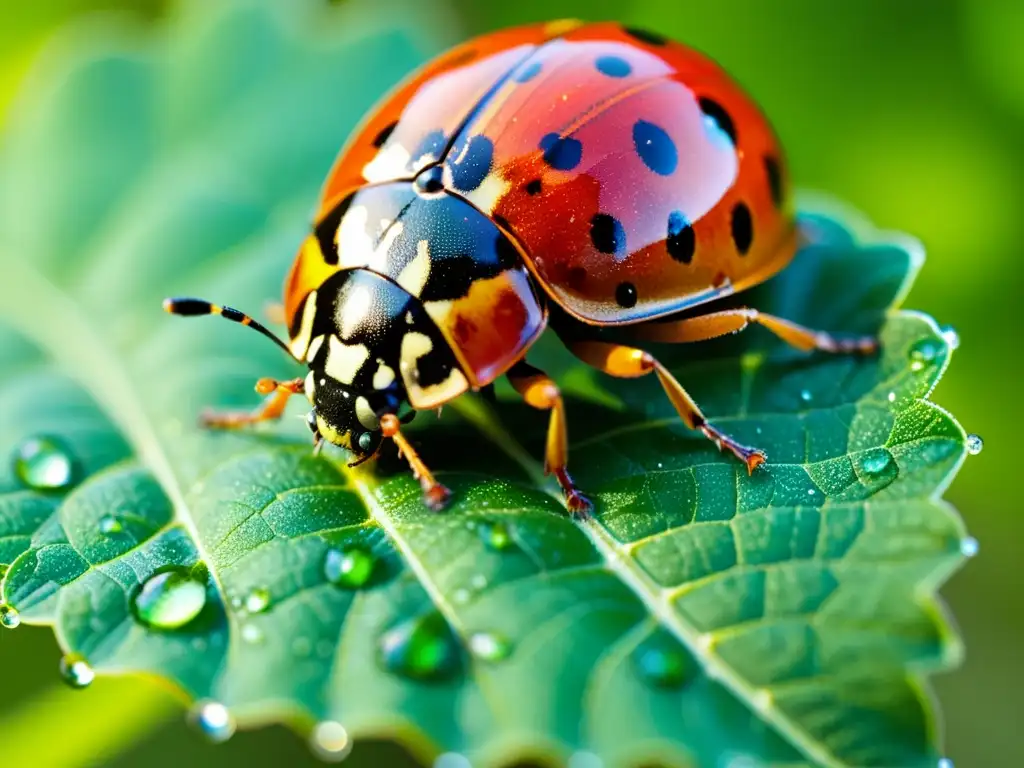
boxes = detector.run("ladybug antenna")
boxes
[162,297,294,358]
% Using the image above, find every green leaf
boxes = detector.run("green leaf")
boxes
[0,2,969,767]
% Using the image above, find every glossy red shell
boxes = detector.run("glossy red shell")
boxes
[303,20,796,327]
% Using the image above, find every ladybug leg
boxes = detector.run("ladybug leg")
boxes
[200,377,305,429]
[507,360,593,518]
[379,414,451,512]
[566,341,766,474]
[629,308,877,354]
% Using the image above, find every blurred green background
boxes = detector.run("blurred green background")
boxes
[0,0,1017,766]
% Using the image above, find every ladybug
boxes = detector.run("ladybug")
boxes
[165,20,875,516]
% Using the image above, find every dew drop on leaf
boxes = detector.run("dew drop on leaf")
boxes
[478,519,514,551]
[468,631,512,662]
[937,759,954,768]
[633,632,694,689]
[0,605,21,629]
[244,587,271,613]
[324,547,375,588]
[133,569,207,630]
[857,447,898,490]
[966,433,984,455]
[940,326,960,350]
[188,700,236,743]
[800,389,813,403]
[908,338,941,372]
[99,515,123,535]
[59,653,95,689]
[309,721,351,763]
[377,612,460,681]
[960,536,979,558]
[12,436,75,491]
[452,588,470,605]
[241,623,264,644]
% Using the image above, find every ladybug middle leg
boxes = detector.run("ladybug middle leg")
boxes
[506,360,593,518]
[565,340,767,473]
[199,377,305,429]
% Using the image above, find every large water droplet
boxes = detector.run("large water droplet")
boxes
[133,569,207,630]
[856,447,898,490]
[59,653,95,689]
[478,520,514,551]
[244,587,271,614]
[378,612,459,681]
[908,338,941,372]
[966,434,984,455]
[940,326,960,350]
[189,700,236,743]
[468,631,511,662]
[0,604,20,629]
[324,547,375,589]
[633,632,693,689]
[309,721,351,763]
[960,536,979,558]
[13,436,75,491]
[99,515,123,535]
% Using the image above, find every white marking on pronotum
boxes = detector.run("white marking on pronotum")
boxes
[340,285,372,339]
[324,335,370,386]
[355,396,379,430]
[306,334,325,363]
[373,362,396,390]
[288,290,318,359]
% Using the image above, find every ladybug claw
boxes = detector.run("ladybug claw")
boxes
[565,490,594,520]
[744,450,767,474]
[423,483,451,512]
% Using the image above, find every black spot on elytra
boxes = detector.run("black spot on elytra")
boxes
[764,155,783,207]
[633,120,678,176]
[314,192,355,266]
[514,60,542,83]
[449,134,494,192]
[623,26,668,46]
[699,98,737,145]
[525,179,542,196]
[539,133,583,171]
[595,54,632,78]
[372,120,398,148]
[666,210,695,263]
[590,213,626,255]
[731,202,753,255]
[615,282,638,308]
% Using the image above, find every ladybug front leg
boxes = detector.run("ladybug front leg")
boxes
[200,377,305,429]
[379,414,451,512]
[628,308,877,354]
[506,361,593,518]
[566,341,766,474]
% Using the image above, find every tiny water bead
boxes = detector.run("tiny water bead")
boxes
[0,605,21,629]
[966,433,984,455]
[799,389,813,403]
[309,721,352,763]
[960,536,980,558]
[243,587,271,613]
[189,700,236,743]
[633,634,693,689]
[13,436,75,491]
[468,631,512,662]
[941,326,961,351]
[478,519,514,551]
[378,612,460,681]
[133,569,207,630]
[909,338,941,372]
[99,515,123,535]
[324,547,375,588]
[59,654,95,689]
[241,623,264,644]
[434,753,473,768]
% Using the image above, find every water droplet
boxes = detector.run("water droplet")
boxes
[470,574,487,590]
[434,753,473,768]
[960,536,979,558]
[966,434,984,455]
[240,623,263,644]
[468,631,511,662]
[887,391,897,403]
[940,326,960,350]
[99,515,123,535]
[478,519,514,551]
[909,338,941,372]
[856,448,898,490]
[937,759,954,768]
[229,595,243,610]
[633,632,693,689]
[133,569,207,630]
[799,389,813,403]
[0,604,21,629]
[59,653,95,689]
[244,587,271,614]
[807,488,815,496]
[324,547,375,589]
[452,588,470,605]
[309,721,351,762]
[189,700,235,743]
[378,612,459,681]
[12,436,75,491]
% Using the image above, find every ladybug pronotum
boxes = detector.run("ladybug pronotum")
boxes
[165,20,876,516]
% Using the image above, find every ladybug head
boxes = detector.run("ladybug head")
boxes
[303,371,403,465]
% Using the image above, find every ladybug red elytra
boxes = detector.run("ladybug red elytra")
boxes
[165,20,875,516]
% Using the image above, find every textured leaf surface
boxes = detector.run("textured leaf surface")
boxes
[0,3,969,767]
